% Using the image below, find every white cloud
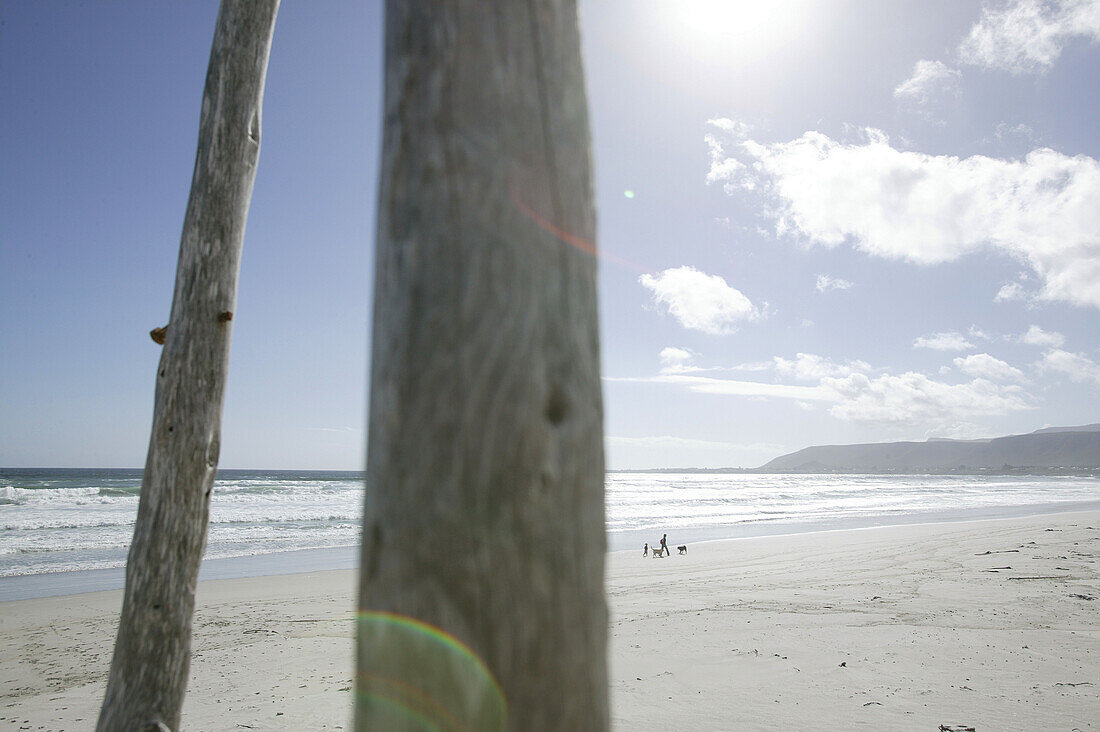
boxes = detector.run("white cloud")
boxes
[728,360,774,372]
[639,266,758,334]
[893,59,962,103]
[959,0,1100,74]
[914,331,975,351]
[953,353,1026,381]
[611,356,1033,427]
[659,347,697,373]
[708,126,1100,308]
[705,129,753,193]
[991,121,1039,145]
[705,141,746,189]
[968,325,993,340]
[822,372,1032,424]
[815,274,853,293]
[707,117,754,137]
[1018,324,1066,347]
[1037,349,1100,384]
[773,353,871,381]
[632,372,834,401]
[994,281,1029,302]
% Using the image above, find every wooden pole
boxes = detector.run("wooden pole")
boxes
[357,1,607,729]
[97,2,278,729]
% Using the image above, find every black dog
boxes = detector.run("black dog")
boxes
[677,545,687,554]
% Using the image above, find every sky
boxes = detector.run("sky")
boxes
[1,1,1098,470]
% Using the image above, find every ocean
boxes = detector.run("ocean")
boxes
[2,468,1099,599]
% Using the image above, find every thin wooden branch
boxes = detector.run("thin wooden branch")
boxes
[97,2,279,729]
[358,1,607,729]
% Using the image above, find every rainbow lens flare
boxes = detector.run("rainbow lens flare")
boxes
[356,611,507,731]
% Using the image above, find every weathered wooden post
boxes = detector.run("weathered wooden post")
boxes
[357,0,607,729]
[98,2,278,729]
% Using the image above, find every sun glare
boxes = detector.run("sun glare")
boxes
[666,0,809,58]
[680,0,770,36]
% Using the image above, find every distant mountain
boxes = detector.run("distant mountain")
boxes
[758,424,1100,473]
[1031,423,1100,434]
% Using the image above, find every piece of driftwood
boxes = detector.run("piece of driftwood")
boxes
[1007,576,1070,580]
[97,2,278,730]
[357,0,607,729]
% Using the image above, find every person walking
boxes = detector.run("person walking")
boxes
[660,534,669,557]
[643,543,648,557]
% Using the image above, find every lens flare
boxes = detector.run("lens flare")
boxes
[356,611,507,731]
[509,179,649,274]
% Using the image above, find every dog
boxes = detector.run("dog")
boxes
[678,545,687,554]
[651,547,665,558]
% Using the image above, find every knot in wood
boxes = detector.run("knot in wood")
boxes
[545,386,568,426]
[149,326,168,345]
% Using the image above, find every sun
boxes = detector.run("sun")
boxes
[664,0,810,59]
[678,0,776,38]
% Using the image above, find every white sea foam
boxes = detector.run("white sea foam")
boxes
[0,485,107,505]
[1,469,1098,577]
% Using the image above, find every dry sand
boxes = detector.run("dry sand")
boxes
[2,510,1097,730]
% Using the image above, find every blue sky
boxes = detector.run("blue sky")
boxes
[2,1,1098,469]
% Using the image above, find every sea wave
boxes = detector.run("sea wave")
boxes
[0,485,112,505]
[3,469,1098,577]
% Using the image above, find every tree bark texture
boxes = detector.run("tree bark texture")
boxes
[97,2,278,729]
[358,1,607,729]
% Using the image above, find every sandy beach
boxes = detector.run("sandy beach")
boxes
[2,510,1098,730]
